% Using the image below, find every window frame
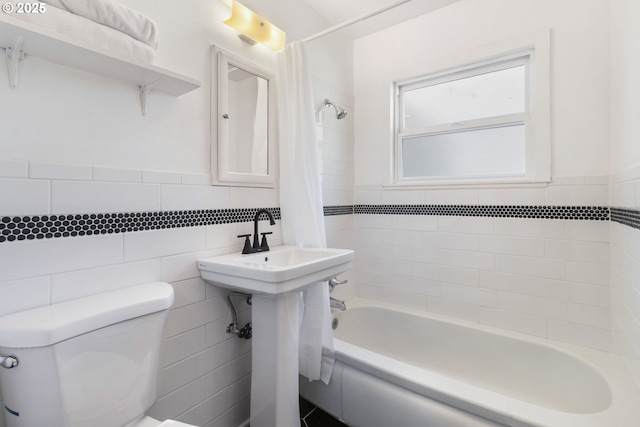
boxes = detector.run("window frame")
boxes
[390,34,550,188]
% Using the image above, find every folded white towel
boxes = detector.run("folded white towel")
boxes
[13,6,157,63]
[41,0,158,50]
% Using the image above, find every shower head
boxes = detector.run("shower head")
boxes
[323,98,348,120]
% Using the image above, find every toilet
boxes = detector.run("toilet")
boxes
[0,282,196,427]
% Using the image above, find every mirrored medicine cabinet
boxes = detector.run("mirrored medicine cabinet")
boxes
[211,45,276,187]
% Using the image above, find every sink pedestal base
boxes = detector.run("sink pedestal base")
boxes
[250,293,301,427]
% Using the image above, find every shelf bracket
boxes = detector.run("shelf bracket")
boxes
[5,35,25,89]
[139,85,151,115]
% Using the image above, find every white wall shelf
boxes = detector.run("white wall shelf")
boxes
[0,14,201,114]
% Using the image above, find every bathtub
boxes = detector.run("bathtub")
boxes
[299,299,639,427]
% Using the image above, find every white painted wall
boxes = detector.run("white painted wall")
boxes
[0,1,354,426]
[354,0,610,185]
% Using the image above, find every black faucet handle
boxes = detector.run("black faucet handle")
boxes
[260,232,273,250]
[237,234,252,254]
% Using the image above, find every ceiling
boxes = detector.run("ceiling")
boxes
[300,0,462,40]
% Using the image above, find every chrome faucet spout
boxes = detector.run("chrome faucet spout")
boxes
[330,297,346,311]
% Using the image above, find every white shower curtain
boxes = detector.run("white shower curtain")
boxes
[276,41,335,383]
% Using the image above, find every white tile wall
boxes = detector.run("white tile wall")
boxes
[0,162,288,427]
[610,170,640,392]
[353,180,613,352]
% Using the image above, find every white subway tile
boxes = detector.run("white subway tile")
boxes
[228,187,278,209]
[568,281,611,307]
[162,326,208,367]
[495,254,564,279]
[124,227,207,262]
[143,170,181,184]
[496,292,568,320]
[149,377,207,421]
[585,175,609,185]
[162,185,229,211]
[564,220,610,242]
[494,218,564,239]
[179,389,229,426]
[0,159,28,178]
[382,258,426,278]
[479,235,545,257]
[181,173,212,186]
[437,216,494,234]
[609,181,635,207]
[547,320,611,351]
[478,271,548,298]
[92,166,141,183]
[158,353,202,397]
[380,190,424,204]
[354,214,393,229]
[379,288,427,311]
[165,297,229,338]
[478,188,546,205]
[431,232,478,251]
[480,308,547,337]
[437,248,494,270]
[427,265,479,286]
[392,275,440,296]
[426,296,480,322]
[392,244,438,263]
[0,178,50,216]
[565,261,609,286]
[51,181,161,214]
[392,214,438,231]
[0,276,50,317]
[30,162,91,180]
[354,189,381,204]
[441,283,497,307]
[546,185,608,206]
[51,258,161,303]
[172,278,207,309]
[567,303,610,329]
[382,229,424,246]
[546,279,572,302]
[0,235,123,282]
[160,249,224,283]
[423,188,478,205]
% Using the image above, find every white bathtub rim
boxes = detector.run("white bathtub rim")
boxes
[331,298,640,427]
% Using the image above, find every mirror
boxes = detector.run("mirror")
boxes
[212,46,276,187]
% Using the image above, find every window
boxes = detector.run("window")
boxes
[393,46,549,186]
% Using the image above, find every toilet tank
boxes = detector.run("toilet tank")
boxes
[0,282,175,427]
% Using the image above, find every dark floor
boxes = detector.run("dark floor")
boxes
[299,397,348,427]
[248,396,348,427]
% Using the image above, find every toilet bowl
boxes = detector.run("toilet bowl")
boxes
[0,282,198,427]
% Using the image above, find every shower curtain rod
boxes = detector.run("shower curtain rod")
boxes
[302,0,414,43]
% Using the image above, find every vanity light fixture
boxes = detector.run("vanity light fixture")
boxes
[223,0,286,51]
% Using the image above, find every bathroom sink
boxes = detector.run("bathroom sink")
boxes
[197,245,354,295]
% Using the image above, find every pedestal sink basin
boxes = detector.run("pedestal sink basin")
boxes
[198,245,354,427]
[197,245,354,295]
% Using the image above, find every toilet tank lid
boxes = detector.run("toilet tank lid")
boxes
[0,282,175,348]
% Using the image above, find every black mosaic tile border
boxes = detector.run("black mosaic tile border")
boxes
[611,207,640,230]
[354,204,611,220]
[0,204,619,244]
[323,205,354,216]
[0,207,281,243]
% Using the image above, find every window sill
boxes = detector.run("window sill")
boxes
[385,178,551,190]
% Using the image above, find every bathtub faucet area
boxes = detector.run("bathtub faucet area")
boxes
[330,297,346,311]
[329,276,347,311]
